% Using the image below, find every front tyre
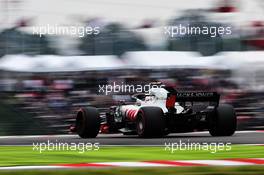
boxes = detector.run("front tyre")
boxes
[209,104,236,136]
[76,107,100,138]
[136,107,165,138]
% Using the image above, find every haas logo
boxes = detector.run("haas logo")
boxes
[125,109,138,121]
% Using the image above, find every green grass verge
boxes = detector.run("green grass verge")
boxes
[0,145,263,167]
[1,166,264,175]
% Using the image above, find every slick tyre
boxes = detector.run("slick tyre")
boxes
[209,104,236,136]
[136,107,165,138]
[76,107,100,138]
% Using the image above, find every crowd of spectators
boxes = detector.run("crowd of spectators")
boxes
[1,68,263,133]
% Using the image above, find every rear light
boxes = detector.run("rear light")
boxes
[166,94,176,109]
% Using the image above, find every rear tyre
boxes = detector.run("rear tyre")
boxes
[76,107,100,138]
[209,104,236,136]
[136,107,165,138]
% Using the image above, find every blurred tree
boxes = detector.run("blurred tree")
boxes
[0,27,56,57]
[166,10,254,56]
[79,23,146,56]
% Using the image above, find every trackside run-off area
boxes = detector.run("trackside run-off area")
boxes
[0,145,263,167]
[2,166,264,175]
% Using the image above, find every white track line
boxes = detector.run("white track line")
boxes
[96,162,171,167]
[1,158,264,170]
[180,160,253,166]
[0,166,64,170]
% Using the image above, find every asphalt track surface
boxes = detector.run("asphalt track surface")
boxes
[0,131,263,146]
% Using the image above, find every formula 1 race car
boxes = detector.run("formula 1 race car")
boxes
[72,85,237,138]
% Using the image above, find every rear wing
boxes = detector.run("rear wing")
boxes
[164,86,220,109]
[175,92,220,103]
